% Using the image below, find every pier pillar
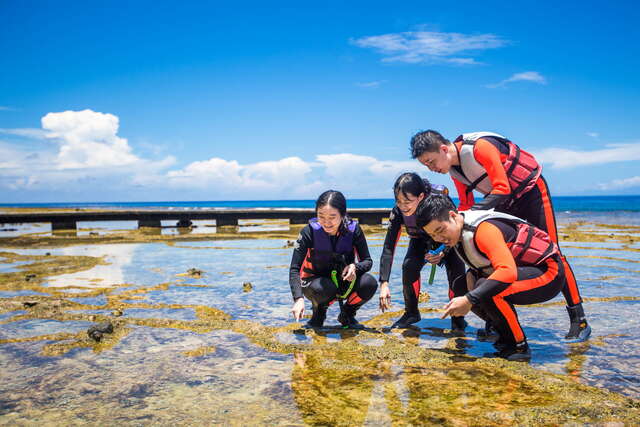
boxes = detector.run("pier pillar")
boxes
[51,220,77,231]
[215,217,238,227]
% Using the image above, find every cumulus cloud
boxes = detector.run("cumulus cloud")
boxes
[0,109,174,192]
[164,153,422,199]
[351,30,507,65]
[486,71,547,88]
[42,109,140,169]
[316,153,415,180]
[167,157,312,196]
[535,142,640,169]
[597,176,640,191]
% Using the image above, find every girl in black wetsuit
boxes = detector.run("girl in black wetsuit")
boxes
[378,173,467,329]
[289,190,378,329]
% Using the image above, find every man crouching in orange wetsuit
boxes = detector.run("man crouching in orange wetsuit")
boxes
[410,130,590,342]
[416,194,567,361]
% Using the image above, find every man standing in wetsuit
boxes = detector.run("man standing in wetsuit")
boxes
[409,130,590,342]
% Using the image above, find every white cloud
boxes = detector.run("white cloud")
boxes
[166,156,312,196]
[351,30,507,65]
[486,71,547,88]
[0,110,174,192]
[164,153,423,199]
[535,142,640,169]
[42,109,140,169]
[598,176,640,191]
[586,132,599,138]
[0,128,49,139]
[355,80,387,88]
[0,106,16,111]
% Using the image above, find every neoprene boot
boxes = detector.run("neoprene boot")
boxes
[476,320,500,341]
[565,303,591,342]
[451,316,468,333]
[494,341,531,362]
[304,305,327,329]
[391,311,421,329]
[337,304,364,329]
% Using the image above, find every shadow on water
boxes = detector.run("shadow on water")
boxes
[0,220,640,424]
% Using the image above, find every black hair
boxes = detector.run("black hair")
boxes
[410,130,450,159]
[315,190,351,231]
[393,172,430,200]
[415,194,457,228]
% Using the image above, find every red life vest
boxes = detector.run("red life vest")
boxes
[300,218,357,280]
[455,210,559,276]
[451,132,542,201]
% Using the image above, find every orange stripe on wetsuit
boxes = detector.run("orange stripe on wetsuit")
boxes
[453,139,511,210]
[534,177,581,304]
[475,221,561,343]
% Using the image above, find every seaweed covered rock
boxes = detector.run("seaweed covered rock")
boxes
[87,322,114,342]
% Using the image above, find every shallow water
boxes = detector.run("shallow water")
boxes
[1,220,639,425]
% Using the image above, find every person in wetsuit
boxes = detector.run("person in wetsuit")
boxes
[378,173,467,330]
[409,130,590,342]
[416,194,566,361]
[289,190,377,329]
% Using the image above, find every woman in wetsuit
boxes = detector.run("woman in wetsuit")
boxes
[378,173,467,330]
[289,190,377,329]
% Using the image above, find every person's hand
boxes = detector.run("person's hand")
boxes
[291,298,305,321]
[425,252,445,264]
[342,263,356,282]
[441,296,472,319]
[379,281,391,312]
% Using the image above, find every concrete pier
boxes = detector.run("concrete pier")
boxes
[0,208,390,230]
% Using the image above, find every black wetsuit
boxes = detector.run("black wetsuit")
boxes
[289,222,377,311]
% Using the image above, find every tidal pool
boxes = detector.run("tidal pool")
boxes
[0,220,639,425]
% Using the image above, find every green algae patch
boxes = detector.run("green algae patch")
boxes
[0,251,105,292]
[182,345,217,357]
[1,289,640,425]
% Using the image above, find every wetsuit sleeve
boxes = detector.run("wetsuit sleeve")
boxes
[379,207,403,283]
[470,139,512,210]
[353,224,373,274]
[452,177,475,211]
[466,221,517,304]
[289,226,313,301]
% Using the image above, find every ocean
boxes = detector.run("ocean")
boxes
[3,195,640,211]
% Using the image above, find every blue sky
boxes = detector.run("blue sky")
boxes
[1,0,639,202]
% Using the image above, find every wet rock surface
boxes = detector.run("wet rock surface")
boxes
[87,321,114,341]
[0,219,639,425]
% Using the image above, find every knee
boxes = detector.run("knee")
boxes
[357,273,378,300]
[302,278,334,304]
[402,257,423,278]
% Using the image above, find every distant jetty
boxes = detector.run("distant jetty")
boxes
[0,208,390,230]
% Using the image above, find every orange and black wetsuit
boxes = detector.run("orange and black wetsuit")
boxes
[380,205,466,316]
[465,219,565,345]
[289,223,376,311]
[451,135,582,308]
